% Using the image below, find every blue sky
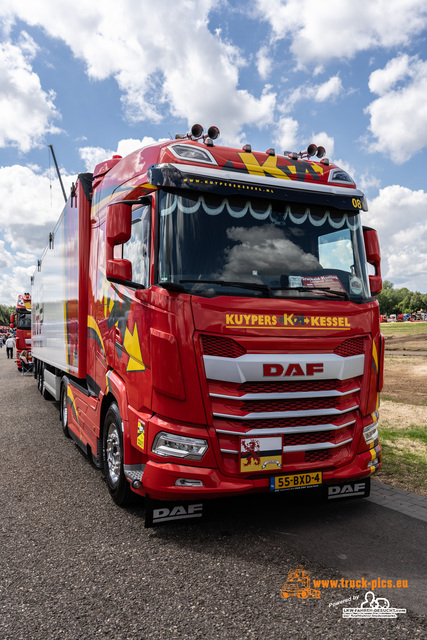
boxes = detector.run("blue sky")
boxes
[1,0,427,306]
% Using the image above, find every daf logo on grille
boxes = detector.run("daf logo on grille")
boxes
[263,363,324,377]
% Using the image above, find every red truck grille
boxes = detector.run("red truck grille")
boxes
[201,333,367,476]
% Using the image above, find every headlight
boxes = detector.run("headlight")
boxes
[363,416,379,445]
[152,432,208,460]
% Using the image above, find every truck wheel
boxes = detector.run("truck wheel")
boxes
[103,403,132,506]
[38,364,52,400]
[60,382,71,438]
[37,362,43,393]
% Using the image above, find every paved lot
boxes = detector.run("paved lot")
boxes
[368,480,427,522]
[0,347,425,639]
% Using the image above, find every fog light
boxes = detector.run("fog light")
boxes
[132,479,142,489]
[152,432,208,460]
[368,458,379,467]
[175,478,204,487]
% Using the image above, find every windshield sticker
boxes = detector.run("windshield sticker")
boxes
[349,275,363,295]
[293,275,347,293]
[226,313,351,330]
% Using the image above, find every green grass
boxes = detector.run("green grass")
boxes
[380,322,427,337]
[377,424,427,494]
[380,424,427,446]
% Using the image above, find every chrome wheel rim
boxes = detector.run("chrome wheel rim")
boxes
[62,391,67,426]
[106,423,121,487]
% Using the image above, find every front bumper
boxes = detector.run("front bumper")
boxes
[138,444,381,501]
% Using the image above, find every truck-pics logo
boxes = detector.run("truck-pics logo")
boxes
[281,566,321,600]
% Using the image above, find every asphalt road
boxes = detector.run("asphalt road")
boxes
[1,347,425,639]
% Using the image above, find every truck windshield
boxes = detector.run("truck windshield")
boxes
[17,312,31,329]
[157,191,371,301]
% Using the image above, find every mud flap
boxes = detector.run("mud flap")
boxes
[324,477,371,500]
[144,495,204,528]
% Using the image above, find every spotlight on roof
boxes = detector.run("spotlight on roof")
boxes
[207,126,220,140]
[307,143,318,157]
[191,123,204,139]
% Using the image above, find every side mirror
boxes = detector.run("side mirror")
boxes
[106,202,132,283]
[106,259,132,283]
[10,314,15,328]
[363,227,382,295]
[368,275,382,296]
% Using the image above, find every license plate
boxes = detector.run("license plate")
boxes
[270,471,322,492]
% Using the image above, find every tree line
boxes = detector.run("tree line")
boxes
[376,281,427,316]
[0,304,14,328]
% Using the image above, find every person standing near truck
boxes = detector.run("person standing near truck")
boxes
[5,334,15,359]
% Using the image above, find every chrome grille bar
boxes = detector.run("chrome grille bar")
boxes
[216,418,356,437]
[210,387,360,401]
[213,404,359,421]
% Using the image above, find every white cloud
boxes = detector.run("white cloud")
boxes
[0,164,74,252]
[253,0,427,67]
[368,55,413,96]
[365,55,427,163]
[308,132,335,159]
[364,185,427,290]
[257,46,273,79]
[78,146,116,172]
[0,264,35,307]
[314,76,343,102]
[4,1,275,143]
[274,117,299,151]
[359,172,381,195]
[0,33,61,152]
[78,137,168,172]
[284,76,343,110]
[0,240,13,269]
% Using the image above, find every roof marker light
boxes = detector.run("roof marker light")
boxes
[242,144,252,152]
[266,148,275,156]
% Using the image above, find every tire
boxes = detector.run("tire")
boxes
[60,381,71,438]
[38,364,52,400]
[37,362,43,393]
[103,403,133,506]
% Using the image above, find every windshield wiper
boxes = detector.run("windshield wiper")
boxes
[161,280,349,300]
[180,279,274,297]
[274,286,349,300]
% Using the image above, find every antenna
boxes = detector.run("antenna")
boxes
[48,144,67,203]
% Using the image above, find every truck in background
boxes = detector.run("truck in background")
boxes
[31,125,383,525]
[10,292,32,370]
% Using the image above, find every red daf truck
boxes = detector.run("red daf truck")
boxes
[10,292,32,370]
[31,125,383,525]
